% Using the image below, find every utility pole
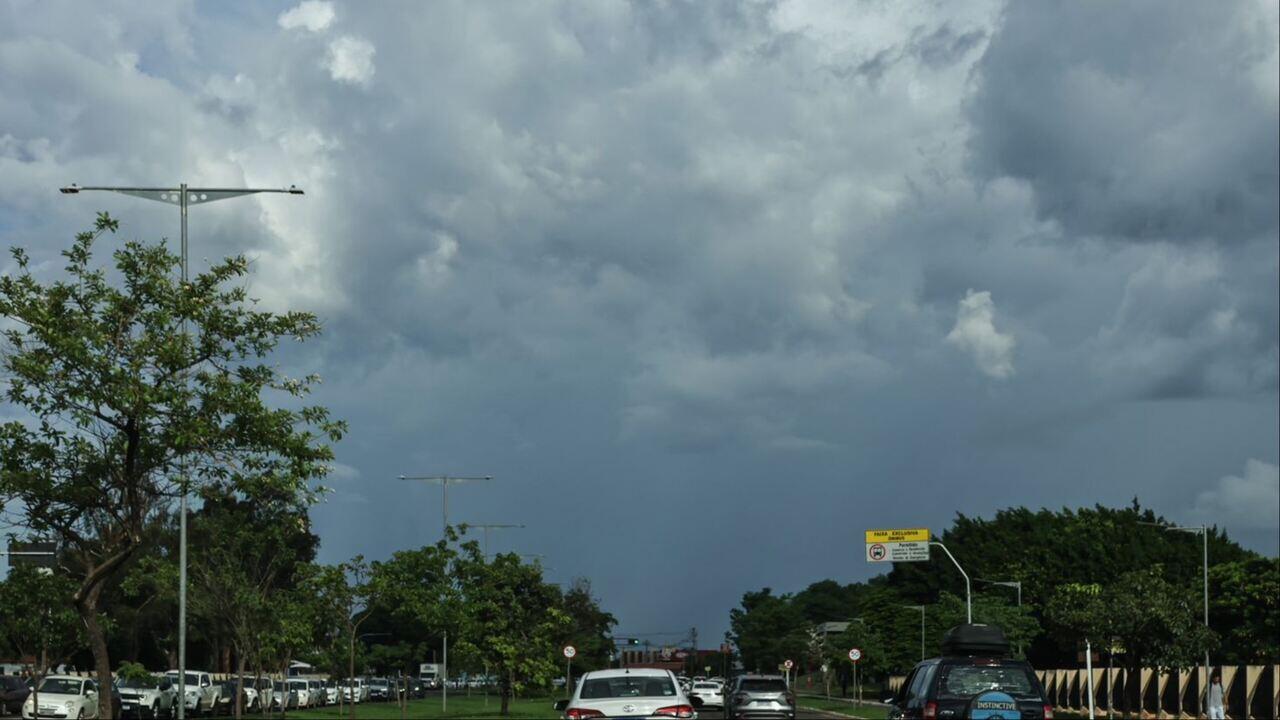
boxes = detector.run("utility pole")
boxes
[463,523,525,556]
[399,473,492,716]
[901,606,926,661]
[1141,521,1211,714]
[976,579,1022,655]
[399,475,493,538]
[60,182,303,720]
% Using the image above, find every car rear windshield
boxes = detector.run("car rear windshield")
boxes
[0,677,25,689]
[938,665,1039,699]
[38,678,82,695]
[738,679,787,693]
[580,677,676,699]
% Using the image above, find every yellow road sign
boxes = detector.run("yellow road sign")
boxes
[865,528,929,543]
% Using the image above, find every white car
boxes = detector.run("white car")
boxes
[22,675,101,720]
[324,680,340,704]
[116,675,178,719]
[690,681,724,708]
[286,678,313,708]
[164,670,218,716]
[557,668,703,719]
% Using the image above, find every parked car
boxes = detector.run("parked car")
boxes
[323,680,340,705]
[245,678,275,712]
[270,682,298,711]
[22,675,102,720]
[163,671,217,717]
[285,679,312,708]
[366,677,390,702]
[116,674,177,719]
[690,681,724,709]
[555,668,702,720]
[340,679,364,704]
[1,676,31,716]
[215,679,265,715]
[723,674,794,720]
[885,624,1052,720]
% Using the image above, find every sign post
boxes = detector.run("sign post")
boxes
[783,659,793,687]
[848,649,862,707]
[563,645,576,698]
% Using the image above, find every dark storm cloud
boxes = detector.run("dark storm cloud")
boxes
[1,0,1276,632]
[968,0,1279,244]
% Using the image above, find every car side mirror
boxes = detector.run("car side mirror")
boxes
[690,696,704,708]
[553,699,569,711]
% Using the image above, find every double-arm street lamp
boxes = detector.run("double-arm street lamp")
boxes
[399,473,493,715]
[60,181,303,720]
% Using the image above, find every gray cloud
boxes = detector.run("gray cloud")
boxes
[1,0,1276,638]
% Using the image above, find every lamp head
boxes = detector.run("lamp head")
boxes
[59,184,80,194]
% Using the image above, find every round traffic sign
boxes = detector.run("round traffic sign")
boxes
[783,659,794,669]
[848,648,862,662]
[563,645,577,659]
[868,543,887,561]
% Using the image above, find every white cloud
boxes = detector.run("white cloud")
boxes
[278,1,335,33]
[1193,459,1280,529]
[946,290,1016,379]
[324,36,375,86]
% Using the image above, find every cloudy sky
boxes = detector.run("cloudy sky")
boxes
[2,0,1277,639]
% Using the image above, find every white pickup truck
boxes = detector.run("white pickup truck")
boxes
[165,670,219,716]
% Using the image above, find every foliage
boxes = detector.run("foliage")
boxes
[558,578,617,672]
[0,215,344,715]
[1208,557,1279,664]
[115,661,158,683]
[0,563,83,673]
[453,547,570,716]
[729,588,809,673]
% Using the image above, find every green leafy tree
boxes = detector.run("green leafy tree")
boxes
[559,578,617,672]
[189,494,316,718]
[0,564,84,715]
[0,215,344,717]
[310,558,373,720]
[1209,558,1279,663]
[730,588,809,674]
[455,548,570,716]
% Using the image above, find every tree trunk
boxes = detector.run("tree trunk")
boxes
[499,670,511,716]
[234,652,246,720]
[77,582,115,720]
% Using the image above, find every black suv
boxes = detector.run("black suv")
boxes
[886,624,1052,720]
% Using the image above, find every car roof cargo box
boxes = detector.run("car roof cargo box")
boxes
[940,623,1010,657]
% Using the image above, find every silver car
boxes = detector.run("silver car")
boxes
[724,675,795,720]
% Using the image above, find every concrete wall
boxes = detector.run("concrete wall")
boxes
[888,664,1278,719]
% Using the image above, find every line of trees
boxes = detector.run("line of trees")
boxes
[729,502,1278,694]
[0,216,616,718]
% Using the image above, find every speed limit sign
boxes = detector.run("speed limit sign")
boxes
[848,648,862,662]
[783,659,794,670]
[563,645,577,659]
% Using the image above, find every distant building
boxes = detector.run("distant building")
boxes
[815,621,850,637]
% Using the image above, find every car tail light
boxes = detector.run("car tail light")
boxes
[653,705,696,718]
[1043,705,1054,719]
[565,709,605,719]
[923,700,938,719]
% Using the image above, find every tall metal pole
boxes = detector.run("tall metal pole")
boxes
[59,182,303,720]
[930,542,971,623]
[442,629,448,715]
[177,183,188,720]
[1201,527,1209,717]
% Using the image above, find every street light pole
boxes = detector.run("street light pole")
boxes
[464,523,526,556]
[929,542,971,623]
[399,475,493,538]
[901,606,925,661]
[975,579,1023,654]
[61,182,303,720]
[399,473,492,716]
[1141,521,1211,713]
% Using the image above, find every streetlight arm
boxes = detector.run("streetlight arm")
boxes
[62,185,304,204]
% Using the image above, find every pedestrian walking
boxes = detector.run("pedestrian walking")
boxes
[1207,671,1225,719]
